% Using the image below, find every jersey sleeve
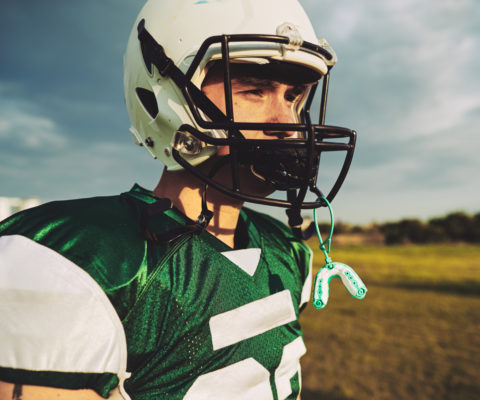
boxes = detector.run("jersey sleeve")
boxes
[0,234,130,399]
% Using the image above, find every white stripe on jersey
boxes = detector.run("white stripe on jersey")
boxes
[209,289,296,351]
[220,248,262,276]
[300,244,313,308]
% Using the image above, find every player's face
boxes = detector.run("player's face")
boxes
[202,64,309,155]
[199,63,312,197]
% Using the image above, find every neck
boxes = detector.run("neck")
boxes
[154,168,243,249]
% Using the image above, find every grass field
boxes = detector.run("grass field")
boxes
[299,243,480,400]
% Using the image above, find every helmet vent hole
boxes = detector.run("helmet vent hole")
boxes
[136,87,159,119]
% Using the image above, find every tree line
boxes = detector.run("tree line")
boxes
[317,211,480,245]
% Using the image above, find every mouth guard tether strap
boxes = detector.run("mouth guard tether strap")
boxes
[312,196,367,310]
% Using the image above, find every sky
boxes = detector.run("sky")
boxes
[1,0,479,224]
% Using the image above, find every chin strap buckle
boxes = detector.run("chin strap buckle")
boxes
[196,184,214,229]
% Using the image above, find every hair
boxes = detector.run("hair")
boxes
[202,60,322,88]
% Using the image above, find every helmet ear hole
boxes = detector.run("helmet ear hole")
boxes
[136,87,159,119]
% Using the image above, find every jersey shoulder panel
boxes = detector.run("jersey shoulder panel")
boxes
[241,207,311,265]
[0,185,173,398]
[0,234,129,398]
[241,207,313,308]
[241,207,294,238]
[241,207,304,247]
[0,189,148,294]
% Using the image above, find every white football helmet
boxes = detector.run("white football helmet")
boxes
[123,0,356,226]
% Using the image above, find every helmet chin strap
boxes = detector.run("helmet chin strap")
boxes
[192,156,230,232]
[196,183,214,229]
[140,167,216,245]
[286,189,304,238]
[286,188,316,240]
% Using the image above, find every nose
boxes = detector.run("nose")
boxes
[263,97,296,139]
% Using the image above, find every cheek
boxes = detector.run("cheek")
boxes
[202,84,226,113]
[233,100,265,123]
[232,100,269,140]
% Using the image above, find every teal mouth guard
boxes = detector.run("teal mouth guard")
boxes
[312,197,367,310]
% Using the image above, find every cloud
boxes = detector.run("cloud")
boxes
[297,0,480,222]
[0,96,68,151]
[25,141,160,201]
[304,1,480,148]
[384,6,480,138]
[303,0,480,132]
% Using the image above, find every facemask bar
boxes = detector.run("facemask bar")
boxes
[171,125,356,209]
[137,20,356,210]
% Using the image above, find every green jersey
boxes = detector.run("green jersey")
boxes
[0,185,312,399]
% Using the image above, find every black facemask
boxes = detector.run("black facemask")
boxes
[137,19,357,223]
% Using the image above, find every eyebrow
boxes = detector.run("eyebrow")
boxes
[232,76,308,93]
[233,76,279,87]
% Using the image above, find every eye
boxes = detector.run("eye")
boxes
[241,89,264,97]
[285,93,303,105]
[285,93,299,103]
[285,85,308,104]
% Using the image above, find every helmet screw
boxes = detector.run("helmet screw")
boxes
[145,137,154,147]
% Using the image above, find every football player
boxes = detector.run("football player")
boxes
[0,0,356,399]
